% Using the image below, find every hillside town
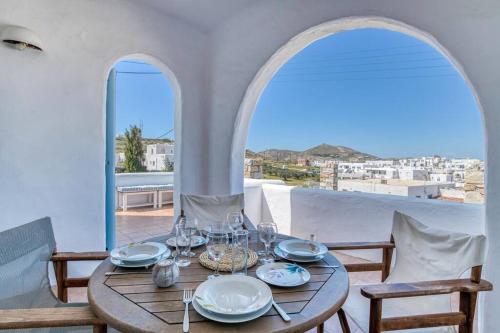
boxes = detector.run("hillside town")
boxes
[245,148,485,204]
[117,139,485,204]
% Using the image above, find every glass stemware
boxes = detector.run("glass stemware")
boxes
[206,231,229,279]
[257,222,278,264]
[226,211,244,232]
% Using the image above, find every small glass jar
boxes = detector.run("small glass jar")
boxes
[152,259,179,288]
[231,230,249,275]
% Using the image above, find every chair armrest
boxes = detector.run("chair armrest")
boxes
[0,306,105,329]
[361,279,493,300]
[51,251,109,262]
[324,241,395,250]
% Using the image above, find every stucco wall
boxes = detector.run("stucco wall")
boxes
[1,0,500,330]
[0,1,208,252]
[255,183,484,262]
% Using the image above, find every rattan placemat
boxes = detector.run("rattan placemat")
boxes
[198,247,258,272]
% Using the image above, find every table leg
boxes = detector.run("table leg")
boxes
[317,322,324,333]
[122,193,127,212]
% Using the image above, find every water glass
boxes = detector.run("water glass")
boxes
[180,216,199,256]
[206,231,229,279]
[227,211,244,232]
[175,224,192,267]
[258,222,278,264]
[231,230,249,275]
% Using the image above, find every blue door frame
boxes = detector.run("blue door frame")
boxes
[105,69,116,250]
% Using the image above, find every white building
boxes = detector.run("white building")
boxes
[398,168,429,181]
[145,143,175,171]
[338,179,450,199]
[429,171,453,183]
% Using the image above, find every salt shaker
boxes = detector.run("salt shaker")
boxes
[152,259,179,288]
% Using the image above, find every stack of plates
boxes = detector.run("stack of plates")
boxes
[110,242,170,268]
[193,275,273,323]
[274,239,328,262]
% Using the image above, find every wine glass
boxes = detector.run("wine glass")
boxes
[257,222,278,264]
[206,231,229,279]
[226,211,244,232]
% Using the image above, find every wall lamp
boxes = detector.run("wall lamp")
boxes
[1,26,43,51]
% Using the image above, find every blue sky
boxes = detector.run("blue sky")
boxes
[114,61,175,140]
[114,28,484,159]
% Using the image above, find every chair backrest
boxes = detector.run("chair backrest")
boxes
[386,211,486,284]
[180,193,244,228]
[0,217,59,309]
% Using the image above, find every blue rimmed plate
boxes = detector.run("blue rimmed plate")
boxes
[256,262,310,287]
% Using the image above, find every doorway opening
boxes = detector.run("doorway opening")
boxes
[106,59,177,248]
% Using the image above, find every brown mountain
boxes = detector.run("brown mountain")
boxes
[252,144,377,162]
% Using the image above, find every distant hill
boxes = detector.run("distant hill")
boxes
[251,143,377,162]
[115,136,173,154]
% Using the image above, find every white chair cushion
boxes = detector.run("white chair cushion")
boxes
[344,284,456,333]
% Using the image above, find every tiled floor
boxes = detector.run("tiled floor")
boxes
[115,205,175,245]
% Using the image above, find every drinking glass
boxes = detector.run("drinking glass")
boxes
[226,211,244,232]
[231,230,249,275]
[175,224,192,267]
[206,231,229,279]
[257,222,278,264]
[179,216,199,257]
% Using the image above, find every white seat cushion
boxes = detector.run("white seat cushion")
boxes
[343,284,456,333]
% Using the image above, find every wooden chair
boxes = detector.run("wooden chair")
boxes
[0,217,109,332]
[320,211,492,333]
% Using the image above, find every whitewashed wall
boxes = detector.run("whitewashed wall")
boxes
[0,1,207,253]
[1,1,500,330]
[250,183,485,262]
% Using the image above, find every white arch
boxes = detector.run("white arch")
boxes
[230,16,486,193]
[103,53,183,227]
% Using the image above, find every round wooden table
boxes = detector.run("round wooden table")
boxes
[88,232,349,333]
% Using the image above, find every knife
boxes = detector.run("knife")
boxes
[272,300,291,322]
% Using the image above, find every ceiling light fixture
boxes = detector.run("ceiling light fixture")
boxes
[1,26,43,51]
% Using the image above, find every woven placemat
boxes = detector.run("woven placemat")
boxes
[199,247,258,272]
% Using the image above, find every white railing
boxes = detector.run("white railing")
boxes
[243,180,485,262]
[115,172,174,187]
[115,172,175,208]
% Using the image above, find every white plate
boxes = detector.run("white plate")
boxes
[110,250,170,268]
[194,275,272,316]
[165,235,206,248]
[192,297,272,323]
[256,262,310,287]
[110,242,168,262]
[274,246,324,263]
[278,239,328,258]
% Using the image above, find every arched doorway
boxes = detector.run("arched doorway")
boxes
[105,55,182,249]
[231,17,486,195]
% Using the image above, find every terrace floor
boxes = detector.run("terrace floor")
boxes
[115,205,175,245]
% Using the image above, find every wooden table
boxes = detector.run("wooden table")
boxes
[88,233,349,333]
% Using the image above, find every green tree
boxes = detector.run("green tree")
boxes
[163,155,174,172]
[124,125,145,172]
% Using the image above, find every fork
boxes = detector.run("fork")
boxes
[183,289,193,332]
